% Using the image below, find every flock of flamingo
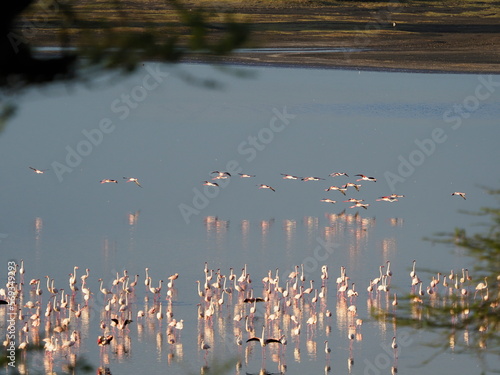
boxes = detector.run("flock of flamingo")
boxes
[29,166,466,204]
[15,167,490,375]
[29,167,142,188]
[203,170,466,206]
[2,253,496,375]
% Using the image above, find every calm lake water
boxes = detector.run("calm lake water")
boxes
[1,63,500,375]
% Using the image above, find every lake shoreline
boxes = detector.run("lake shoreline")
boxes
[25,0,500,74]
[187,1,500,74]
[186,53,499,75]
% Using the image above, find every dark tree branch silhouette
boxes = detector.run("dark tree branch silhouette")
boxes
[0,0,251,124]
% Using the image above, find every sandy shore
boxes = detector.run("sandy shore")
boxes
[25,0,500,73]
[191,2,500,73]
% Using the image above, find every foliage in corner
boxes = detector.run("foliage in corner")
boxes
[0,0,251,89]
[374,187,500,372]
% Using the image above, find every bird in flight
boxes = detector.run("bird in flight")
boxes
[344,198,364,203]
[355,174,376,182]
[326,186,347,195]
[100,179,118,184]
[343,183,361,192]
[258,184,276,192]
[29,167,48,174]
[320,199,337,204]
[349,202,369,210]
[203,181,219,187]
[110,318,133,330]
[246,326,282,347]
[376,196,399,202]
[329,172,349,177]
[211,171,231,180]
[281,174,299,180]
[123,177,142,187]
[97,335,113,346]
[390,194,405,198]
[452,192,466,200]
[301,176,324,181]
[238,173,255,178]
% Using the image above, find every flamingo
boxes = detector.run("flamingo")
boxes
[347,283,358,299]
[452,192,466,200]
[18,335,29,350]
[238,264,248,283]
[203,181,218,187]
[29,166,48,174]
[200,339,210,359]
[343,182,361,191]
[129,274,139,288]
[350,202,369,209]
[372,265,384,286]
[410,260,417,278]
[69,266,78,287]
[98,279,112,296]
[391,336,398,358]
[355,174,376,182]
[474,277,488,297]
[167,273,179,288]
[320,198,337,204]
[321,265,329,281]
[97,335,113,346]
[304,280,314,294]
[257,184,276,192]
[18,260,25,280]
[149,278,163,297]
[324,340,331,358]
[156,303,163,321]
[110,318,133,330]
[235,335,243,346]
[325,186,347,195]
[344,198,364,203]
[377,196,399,202]
[246,326,282,347]
[386,261,393,277]
[301,176,324,181]
[35,279,43,296]
[123,177,142,187]
[281,174,299,180]
[211,171,231,179]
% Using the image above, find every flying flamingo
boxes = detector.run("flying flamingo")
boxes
[246,326,282,359]
[452,192,466,200]
[257,184,276,192]
[355,174,376,182]
[123,177,142,187]
[29,167,48,174]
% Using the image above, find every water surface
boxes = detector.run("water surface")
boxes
[1,63,499,374]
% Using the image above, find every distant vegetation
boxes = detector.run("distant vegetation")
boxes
[0,0,251,125]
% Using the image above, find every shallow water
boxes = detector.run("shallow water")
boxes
[1,63,499,374]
